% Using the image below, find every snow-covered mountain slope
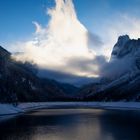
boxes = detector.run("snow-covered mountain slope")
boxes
[111,35,140,60]
[111,35,140,73]
[79,35,140,101]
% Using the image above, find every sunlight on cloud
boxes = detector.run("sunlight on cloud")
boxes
[13,0,101,77]
[11,0,140,83]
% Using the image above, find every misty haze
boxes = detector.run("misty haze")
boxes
[1,0,140,140]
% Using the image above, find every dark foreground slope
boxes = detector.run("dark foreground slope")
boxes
[0,46,78,103]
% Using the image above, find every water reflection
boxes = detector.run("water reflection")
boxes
[98,110,140,140]
[0,109,140,140]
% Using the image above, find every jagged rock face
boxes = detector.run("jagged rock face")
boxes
[111,35,140,59]
[0,46,11,58]
[118,39,140,58]
[111,35,140,70]
[0,46,11,72]
[111,35,130,59]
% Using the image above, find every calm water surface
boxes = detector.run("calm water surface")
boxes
[0,109,140,140]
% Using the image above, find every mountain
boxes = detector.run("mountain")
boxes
[0,46,78,103]
[1,34,140,103]
[111,35,130,59]
[79,35,140,101]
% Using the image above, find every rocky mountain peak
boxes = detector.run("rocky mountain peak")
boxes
[118,35,130,42]
[111,35,130,59]
[0,46,11,58]
[111,35,140,60]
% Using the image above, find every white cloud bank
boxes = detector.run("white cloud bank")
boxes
[11,0,140,84]
[101,15,140,57]
[13,0,103,79]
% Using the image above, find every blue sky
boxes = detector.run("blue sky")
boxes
[1,0,140,83]
[0,0,140,48]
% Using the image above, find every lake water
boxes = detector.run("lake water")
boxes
[0,109,140,140]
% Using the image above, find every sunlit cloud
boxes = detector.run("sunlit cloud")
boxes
[11,0,140,84]
[13,0,103,81]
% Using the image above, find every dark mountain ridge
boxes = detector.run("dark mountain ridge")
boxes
[0,46,78,103]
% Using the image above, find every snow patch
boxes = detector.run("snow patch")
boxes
[1,102,140,122]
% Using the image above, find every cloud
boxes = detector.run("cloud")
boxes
[65,55,107,77]
[11,1,140,84]
[99,56,135,80]
[87,32,103,49]
[12,0,103,84]
[37,68,99,86]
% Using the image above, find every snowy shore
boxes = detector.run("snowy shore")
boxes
[1,102,140,121]
[18,102,140,111]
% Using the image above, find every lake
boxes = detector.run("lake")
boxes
[0,108,140,140]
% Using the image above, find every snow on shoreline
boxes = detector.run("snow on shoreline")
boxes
[1,102,140,121]
[18,102,140,111]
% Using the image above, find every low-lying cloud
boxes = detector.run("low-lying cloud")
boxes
[37,68,99,86]
[99,56,135,80]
